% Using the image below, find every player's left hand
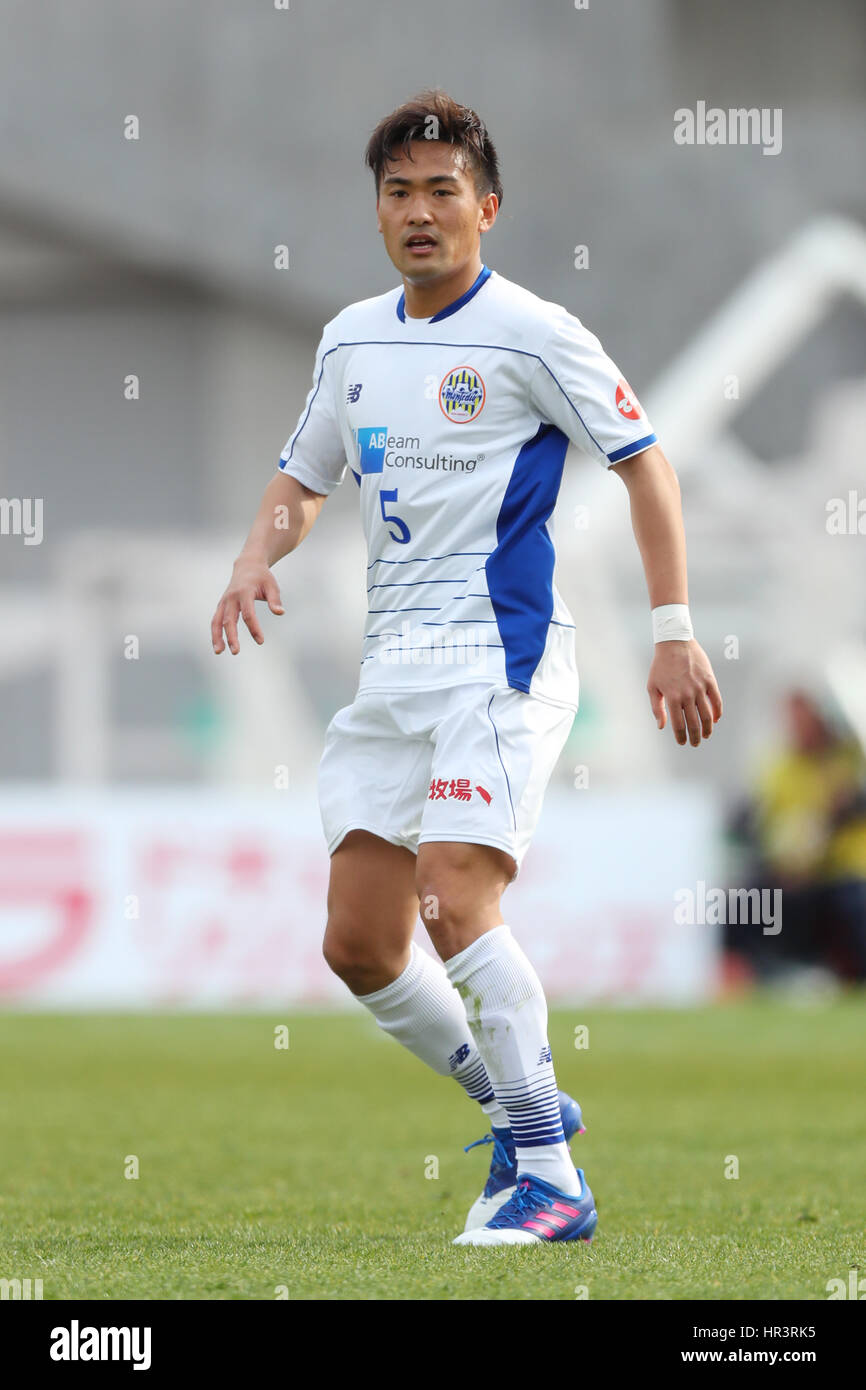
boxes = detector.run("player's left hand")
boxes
[647,640,722,747]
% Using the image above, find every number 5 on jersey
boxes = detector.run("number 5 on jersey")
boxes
[380,488,411,544]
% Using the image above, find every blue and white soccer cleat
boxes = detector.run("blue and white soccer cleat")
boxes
[453,1168,597,1246]
[463,1090,585,1232]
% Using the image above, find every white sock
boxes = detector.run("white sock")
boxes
[445,924,580,1195]
[356,942,508,1127]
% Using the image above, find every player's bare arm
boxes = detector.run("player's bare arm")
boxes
[611,442,723,748]
[211,471,326,655]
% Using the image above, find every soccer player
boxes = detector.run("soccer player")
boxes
[211,90,723,1246]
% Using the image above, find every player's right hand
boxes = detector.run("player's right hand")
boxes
[211,559,284,654]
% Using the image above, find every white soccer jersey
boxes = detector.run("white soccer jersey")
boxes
[278,264,656,710]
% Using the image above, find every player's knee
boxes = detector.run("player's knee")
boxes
[322,918,397,993]
[415,882,483,938]
[322,922,361,981]
[415,879,462,933]
[417,846,507,918]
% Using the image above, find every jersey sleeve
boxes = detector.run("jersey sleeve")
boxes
[529,306,657,467]
[277,328,347,494]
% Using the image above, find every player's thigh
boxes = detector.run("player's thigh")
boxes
[318,694,431,859]
[419,684,575,882]
[324,829,419,974]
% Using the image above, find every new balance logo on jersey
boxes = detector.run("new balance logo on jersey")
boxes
[346,383,363,403]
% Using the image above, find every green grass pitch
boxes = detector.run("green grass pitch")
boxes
[0,1000,863,1300]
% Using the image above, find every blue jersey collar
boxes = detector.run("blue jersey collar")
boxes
[397,264,492,324]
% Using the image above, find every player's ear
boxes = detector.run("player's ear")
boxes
[480,192,498,232]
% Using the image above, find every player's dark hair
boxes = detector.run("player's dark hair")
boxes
[364,89,503,207]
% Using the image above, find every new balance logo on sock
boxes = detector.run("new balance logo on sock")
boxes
[449,1043,472,1072]
[538,1045,552,1065]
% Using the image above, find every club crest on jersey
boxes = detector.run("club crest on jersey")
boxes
[615,377,643,422]
[439,366,486,423]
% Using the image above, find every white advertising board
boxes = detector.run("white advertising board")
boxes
[0,784,719,1007]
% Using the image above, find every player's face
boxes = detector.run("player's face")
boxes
[376,141,497,284]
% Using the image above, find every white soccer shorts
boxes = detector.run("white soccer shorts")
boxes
[317,682,576,879]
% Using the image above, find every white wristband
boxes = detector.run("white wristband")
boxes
[652,604,694,643]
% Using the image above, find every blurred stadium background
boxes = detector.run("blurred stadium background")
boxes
[2,0,866,1011]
